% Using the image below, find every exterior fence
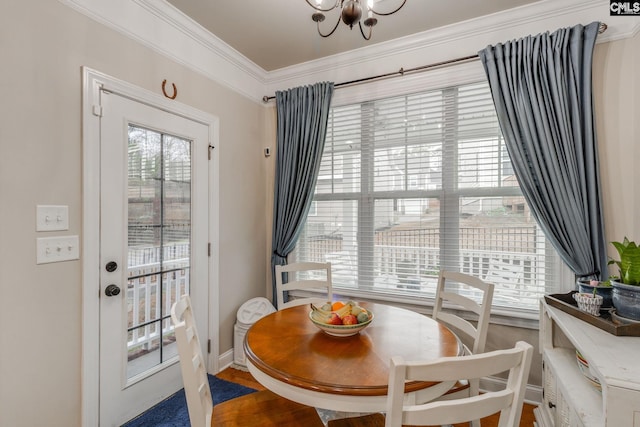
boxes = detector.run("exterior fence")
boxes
[302,226,545,308]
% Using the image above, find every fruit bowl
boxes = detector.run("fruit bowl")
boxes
[308,302,374,337]
[309,311,374,337]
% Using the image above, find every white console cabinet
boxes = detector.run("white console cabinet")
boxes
[535,299,640,427]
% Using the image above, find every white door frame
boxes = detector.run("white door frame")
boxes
[81,67,220,426]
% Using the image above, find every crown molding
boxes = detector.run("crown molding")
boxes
[134,0,267,82]
[60,0,638,105]
[264,0,639,96]
[59,0,267,102]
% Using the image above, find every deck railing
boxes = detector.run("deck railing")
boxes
[127,243,190,355]
[126,229,544,354]
[312,245,545,308]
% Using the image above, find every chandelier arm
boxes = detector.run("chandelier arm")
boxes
[359,21,373,40]
[370,0,407,16]
[305,0,342,13]
[318,14,342,38]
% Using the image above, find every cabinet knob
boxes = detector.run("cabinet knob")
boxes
[548,401,556,409]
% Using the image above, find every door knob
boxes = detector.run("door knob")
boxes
[105,284,121,297]
[105,261,118,272]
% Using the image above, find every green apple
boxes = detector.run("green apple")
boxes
[356,312,369,323]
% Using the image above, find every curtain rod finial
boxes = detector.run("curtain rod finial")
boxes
[599,22,607,34]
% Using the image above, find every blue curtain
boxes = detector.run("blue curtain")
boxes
[478,22,607,282]
[271,82,334,306]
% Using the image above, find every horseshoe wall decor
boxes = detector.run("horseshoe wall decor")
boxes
[162,80,177,99]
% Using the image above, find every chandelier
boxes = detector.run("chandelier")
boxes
[305,0,407,40]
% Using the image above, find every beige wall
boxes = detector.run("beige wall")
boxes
[0,2,637,425]
[264,106,278,297]
[594,33,640,246]
[0,2,269,426]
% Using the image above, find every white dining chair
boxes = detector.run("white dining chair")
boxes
[431,270,495,427]
[484,258,525,302]
[433,270,494,356]
[275,261,333,309]
[328,341,533,427]
[170,295,324,427]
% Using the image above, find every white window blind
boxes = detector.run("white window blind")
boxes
[295,81,562,316]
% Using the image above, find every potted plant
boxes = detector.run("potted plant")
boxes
[573,290,604,316]
[609,237,640,320]
[576,277,613,308]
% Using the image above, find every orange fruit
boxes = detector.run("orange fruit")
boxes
[331,301,345,311]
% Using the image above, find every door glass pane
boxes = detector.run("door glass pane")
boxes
[126,125,191,379]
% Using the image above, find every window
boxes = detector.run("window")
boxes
[295,81,562,317]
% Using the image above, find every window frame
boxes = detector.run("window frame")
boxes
[291,65,571,327]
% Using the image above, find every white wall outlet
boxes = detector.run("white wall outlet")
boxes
[37,235,79,264]
[36,205,69,231]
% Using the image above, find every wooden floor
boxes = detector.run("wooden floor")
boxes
[216,367,537,426]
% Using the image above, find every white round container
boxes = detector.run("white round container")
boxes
[233,297,276,367]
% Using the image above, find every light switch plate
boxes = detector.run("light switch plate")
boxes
[36,205,69,231]
[37,235,79,264]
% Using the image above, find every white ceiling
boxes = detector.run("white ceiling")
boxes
[166,0,543,71]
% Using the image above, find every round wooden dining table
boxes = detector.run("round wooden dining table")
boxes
[244,301,463,412]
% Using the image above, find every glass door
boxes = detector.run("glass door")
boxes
[99,90,210,426]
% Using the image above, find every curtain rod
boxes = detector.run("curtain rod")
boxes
[262,22,607,104]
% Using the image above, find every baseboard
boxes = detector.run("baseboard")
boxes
[217,348,235,372]
[481,376,542,405]
[219,347,542,406]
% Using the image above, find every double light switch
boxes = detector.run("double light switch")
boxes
[36,205,69,231]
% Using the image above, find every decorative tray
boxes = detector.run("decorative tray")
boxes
[544,291,640,337]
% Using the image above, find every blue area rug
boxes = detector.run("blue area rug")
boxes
[122,375,256,427]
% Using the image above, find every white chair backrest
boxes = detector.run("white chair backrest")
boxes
[275,262,333,309]
[385,341,533,427]
[485,258,524,284]
[171,295,213,427]
[433,270,494,355]
[485,258,524,298]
